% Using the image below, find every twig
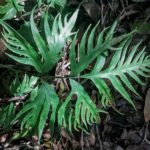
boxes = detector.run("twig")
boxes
[85,138,91,150]
[21,4,46,18]
[96,125,103,150]
[119,4,138,21]
[143,122,150,144]
[81,130,84,150]
[119,10,138,21]
[0,94,28,104]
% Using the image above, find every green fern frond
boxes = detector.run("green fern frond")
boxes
[0,8,78,73]
[0,103,15,130]
[10,74,38,96]
[0,20,44,73]
[58,79,104,132]
[83,38,150,108]
[37,0,66,8]
[43,8,78,62]
[48,0,67,8]
[90,55,113,108]
[0,0,24,20]
[70,21,117,76]
[69,21,136,76]
[13,82,59,140]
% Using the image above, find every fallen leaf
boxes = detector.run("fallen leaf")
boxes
[115,145,124,150]
[32,135,38,142]
[0,38,6,57]
[86,132,96,146]
[144,88,150,122]
[121,128,128,139]
[61,128,71,140]
[82,0,100,22]
[71,139,80,149]
[53,141,63,150]
[126,144,150,150]
[33,145,41,150]
[0,134,8,143]
[43,130,51,140]
[43,141,52,149]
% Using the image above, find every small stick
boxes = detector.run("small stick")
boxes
[0,94,28,104]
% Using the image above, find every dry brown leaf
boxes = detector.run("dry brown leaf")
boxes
[43,141,52,149]
[53,141,63,150]
[83,0,100,22]
[86,132,96,146]
[121,128,128,139]
[43,130,51,140]
[0,38,6,57]
[61,128,71,140]
[126,144,150,150]
[32,135,38,142]
[0,134,8,143]
[144,88,150,122]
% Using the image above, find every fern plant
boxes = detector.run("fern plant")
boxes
[82,38,150,108]
[0,4,150,142]
[0,0,24,20]
[10,74,38,96]
[13,82,59,140]
[36,0,66,8]
[0,8,78,73]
